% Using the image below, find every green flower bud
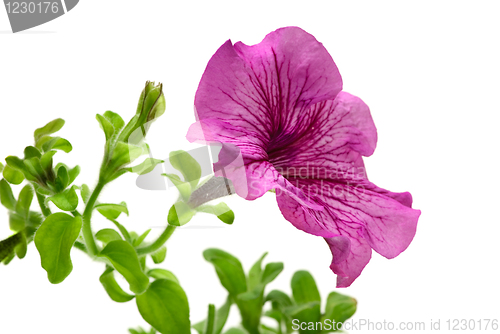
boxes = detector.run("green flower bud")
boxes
[119,82,165,145]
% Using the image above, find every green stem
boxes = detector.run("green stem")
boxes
[136,224,176,256]
[82,180,106,258]
[35,190,51,217]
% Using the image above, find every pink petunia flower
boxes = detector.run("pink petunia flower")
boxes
[187,27,421,287]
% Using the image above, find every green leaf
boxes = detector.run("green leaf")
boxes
[15,184,34,220]
[55,164,69,189]
[147,269,179,284]
[9,212,25,232]
[323,292,357,325]
[262,262,284,285]
[96,202,129,220]
[133,229,151,247]
[42,137,72,153]
[169,150,202,190]
[96,228,123,244]
[163,173,191,201]
[99,267,135,303]
[34,118,65,142]
[0,179,17,210]
[47,186,79,211]
[99,240,149,294]
[96,114,115,142]
[151,246,167,264]
[248,253,267,291]
[291,271,321,305]
[266,290,293,309]
[24,157,46,181]
[126,158,164,175]
[3,165,25,184]
[203,248,247,296]
[103,110,125,135]
[196,203,234,225]
[108,218,132,243]
[40,150,57,173]
[81,184,91,204]
[168,202,195,226]
[34,213,82,284]
[24,146,42,159]
[285,302,321,333]
[110,142,144,169]
[136,279,191,334]
[0,162,3,173]
[14,232,27,259]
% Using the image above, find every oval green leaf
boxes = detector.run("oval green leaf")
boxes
[136,279,191,334]
[203,248,247,296]
[34,213,82,284]
[99,267,135,303]
[99,240,149,294]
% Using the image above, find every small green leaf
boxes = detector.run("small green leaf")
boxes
[55,164,81,185]
[96,114,115,142]
[14,232,27,259]
[99,267,135,303]
[34,118,65,142]
[40,150,57,173]
[110,142,144,169]
[284,302,321,333]
[99,240,150,294]
[323,292,357,325]
[96,202,129,220]
[96,229,123,244]
[0,162,3,173]
[169,150,202,190]
[248,253,267,291]
[15,184,34,220]
[23,157,45,180]
[147,269,179,284]
[203,248,247,296]
[47,186,79,211]
[81,184,91,204]
[291,270,321,305]
[136,279,191,334]
[108,218,132,243]
[34,213,82,284]
[103,111,125,135]
[151,246,167,264]
[133,229,151,247]
[42,137,72,153]
[127,158,164,175]
[9,212,25,232]
[262,262,284,285]
[3,165,25,184]
[0,179,17,210]
[163,173,191,200]
[55,164,69,189]
[168,202,195,226]
[196,203,235,225]
[24,146,42,159]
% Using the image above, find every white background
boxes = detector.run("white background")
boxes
[1,1,499,333]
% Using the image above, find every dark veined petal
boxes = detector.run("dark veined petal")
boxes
[268,92,377,179]
[190,26,342,150]
[276,177,420,287]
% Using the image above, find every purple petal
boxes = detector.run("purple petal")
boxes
[276,177,420,286]
[326,236,372,288]
[192,26,343,148]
